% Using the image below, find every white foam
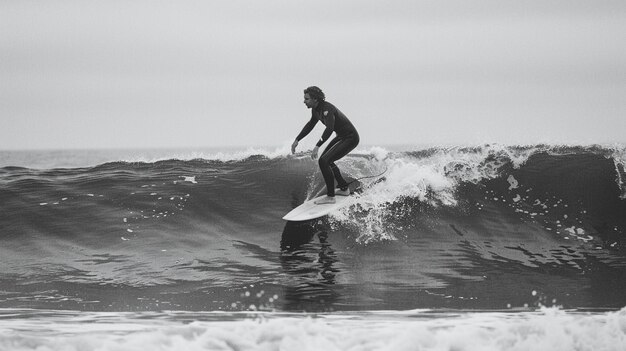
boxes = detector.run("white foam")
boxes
[609,144,626,199]
[355,146,390,161]
[507,175,519,190]
[204,145,292,162]
[563,226,594,242]
[1,308,624,351]
[330,145,540,243]
[181,176,197,184]
[370,158,455,205]
[119,144,294,164]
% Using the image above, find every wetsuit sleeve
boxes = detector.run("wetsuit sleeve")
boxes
[295,116,318,141]
[316,110,335,147]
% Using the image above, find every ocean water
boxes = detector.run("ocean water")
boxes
[1,144,625,350]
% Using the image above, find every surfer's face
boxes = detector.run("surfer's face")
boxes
[303,93,317,109]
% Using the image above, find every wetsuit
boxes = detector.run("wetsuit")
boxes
[295,100,360,196]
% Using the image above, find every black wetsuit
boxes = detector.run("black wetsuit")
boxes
[295,100,360,196]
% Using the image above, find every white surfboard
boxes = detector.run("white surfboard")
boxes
[283,195,353,221]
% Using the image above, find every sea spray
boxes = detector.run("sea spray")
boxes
[1,307,625,351]
[329,144,542,243]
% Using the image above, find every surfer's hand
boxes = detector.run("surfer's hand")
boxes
[311,146,319,159]
[291,140,298,154]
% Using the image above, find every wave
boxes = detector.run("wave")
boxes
[1,144,625,311]
[329,144,626,244]
[2,143,625,249]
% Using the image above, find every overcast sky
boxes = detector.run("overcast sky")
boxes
[2,0,625,150]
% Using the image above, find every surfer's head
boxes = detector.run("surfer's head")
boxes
[303,86,324,109]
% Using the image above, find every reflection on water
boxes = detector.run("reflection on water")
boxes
[279,221,340,311]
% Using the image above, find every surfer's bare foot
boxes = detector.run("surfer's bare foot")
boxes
[314,196,336,205]
[335,188,350,196]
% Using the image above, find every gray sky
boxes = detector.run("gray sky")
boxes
[2,0,625,150]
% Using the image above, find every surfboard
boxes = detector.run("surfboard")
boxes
[282,169,387,222]
[282,194,353,221]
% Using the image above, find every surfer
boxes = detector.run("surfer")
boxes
[291,86,360,205]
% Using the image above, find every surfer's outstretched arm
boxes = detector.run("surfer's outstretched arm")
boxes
[292,116,318,153]
[296,116,318,141]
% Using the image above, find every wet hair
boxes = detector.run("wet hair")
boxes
[304,86,325,101]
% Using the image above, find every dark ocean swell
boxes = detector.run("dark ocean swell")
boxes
[0,144,625,312]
